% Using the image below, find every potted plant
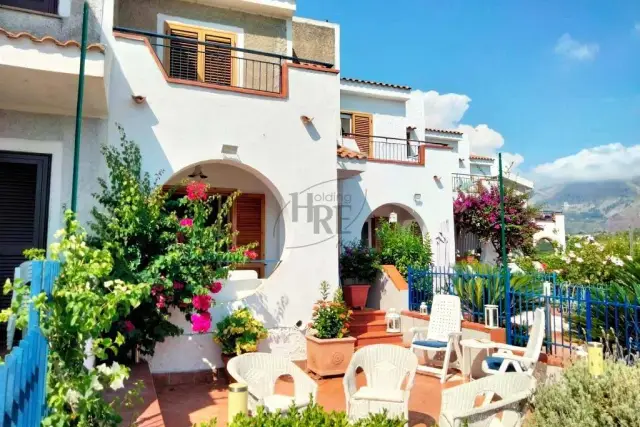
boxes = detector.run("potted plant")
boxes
[464,250,477,263]
[339,240,379,310]
[306,281,355,377]
[213,307,268,371]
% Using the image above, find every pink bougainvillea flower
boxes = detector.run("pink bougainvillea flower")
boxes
[186,181,208,201]
[179,218,193,227]
[173,281,185,290]
[124,320,135,333]
[191,312,211,333]
[192,294,212,311]
[244,250,258,260]
[155,294,166,309]
[209,281,223,294]
[151,285,164,296]
[230,246,238,252]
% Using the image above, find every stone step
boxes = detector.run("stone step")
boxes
[355,331,404,348]
[349,320,387,335]
[351,309,386,323]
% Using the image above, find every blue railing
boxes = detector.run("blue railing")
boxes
[408,266,640,357]
[0,261,58,426]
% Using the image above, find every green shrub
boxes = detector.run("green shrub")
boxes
[212,307,268,356]
[526,359,640,427]
[376,222,431,278]
[340,239,380,284]
[194,401,405,426]
[309,281,352,339]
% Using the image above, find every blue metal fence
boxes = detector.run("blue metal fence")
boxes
[408,266,640,357]
[0,261,58,426]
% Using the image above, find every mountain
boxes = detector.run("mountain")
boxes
[531,179,640,235]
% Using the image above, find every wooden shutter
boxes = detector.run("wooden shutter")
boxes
[166,26,199,81]
[233,194,265,277]
[0,152,50,347]
[0,0,57,13]
[352,113,372,155]
[204,33,234,86]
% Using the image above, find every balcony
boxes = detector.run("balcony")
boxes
[0,28,107,117]
[112,27,334,98]
[452,173,498,194]
[341,134,430,165]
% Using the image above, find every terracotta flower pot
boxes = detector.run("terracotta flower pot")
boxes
[343,284,370,310]
[306,335,356,377]
[221,353,234,380]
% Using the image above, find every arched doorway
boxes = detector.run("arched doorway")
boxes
[165,160,285,278]
[360,203,424,248]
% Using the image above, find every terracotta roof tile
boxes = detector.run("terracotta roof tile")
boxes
[469,154,495,161]
[0,27,105,53]
[425,127,464,136]
[337,145,367,160]
[341,77,411,90]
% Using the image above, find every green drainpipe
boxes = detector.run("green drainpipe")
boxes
[71,1,89,212]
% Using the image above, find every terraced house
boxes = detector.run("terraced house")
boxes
[0,0,562,375]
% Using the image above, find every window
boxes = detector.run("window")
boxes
[340,111,372,154]
[164,21,237,86]
[0,0,57,13]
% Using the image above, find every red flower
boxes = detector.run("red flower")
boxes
[192,294,212,311]
[179,218,193,227]
[151,285,164,296]
[173,281,185,290]
[244,250,258,260]
[209,281,223,294]
[186,181,208,201]
[156,294,166,309]
[230,246,238,252]
[191,312,211,333]
[124,320,135,333]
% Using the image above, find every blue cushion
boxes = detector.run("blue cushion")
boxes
[485,356,517,372]
[413,340,449,348]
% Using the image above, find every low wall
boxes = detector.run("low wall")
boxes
[367,265,408,311]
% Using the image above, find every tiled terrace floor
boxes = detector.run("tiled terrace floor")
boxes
[154,372,463,427]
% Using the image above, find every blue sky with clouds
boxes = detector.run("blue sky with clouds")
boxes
[298,0,640,184]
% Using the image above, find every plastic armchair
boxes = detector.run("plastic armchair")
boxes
[226,352,318,413]
[481,308,545,376]
[410,294,463,383]
[439,373,535,427]
[343,344,418,423]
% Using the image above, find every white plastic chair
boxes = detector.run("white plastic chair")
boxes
[343,344,418,423]
[226,352,318,413]
[410,294,463,383]
[439,373,535,427]
[482,308,545,376]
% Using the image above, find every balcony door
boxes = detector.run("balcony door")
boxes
[0,151,51,347]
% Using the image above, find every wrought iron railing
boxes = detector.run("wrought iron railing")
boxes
[451,173,498,193]
[113,27,334,95]
[342,134,446,164]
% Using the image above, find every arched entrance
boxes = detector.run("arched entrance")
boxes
[165,160,285,278]
[360,203,425,248]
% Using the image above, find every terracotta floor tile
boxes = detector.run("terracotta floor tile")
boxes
[154,372,460,427]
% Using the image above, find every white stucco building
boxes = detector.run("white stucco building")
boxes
[0,0,564,374]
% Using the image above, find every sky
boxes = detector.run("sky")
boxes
[297,0,640,186]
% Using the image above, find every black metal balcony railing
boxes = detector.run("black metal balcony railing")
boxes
[342,133,447,164]
[113,27,334,95]
[452,173,498,193]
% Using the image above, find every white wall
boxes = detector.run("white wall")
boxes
[535,214,566,249]
[109,36,340,372]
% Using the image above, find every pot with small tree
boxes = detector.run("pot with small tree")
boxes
[306,281,355,377]
[339,240,380,310]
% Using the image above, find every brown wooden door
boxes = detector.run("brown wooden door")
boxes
[233,194,265,277]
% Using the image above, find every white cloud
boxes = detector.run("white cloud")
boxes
[554,33,599,61]
[532,143,640,182]
[420,91,525,168]
[421,90,470,129]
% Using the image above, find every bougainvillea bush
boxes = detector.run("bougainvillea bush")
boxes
[339,239,380,284]
[2,212,148,425]
[454,185,541,261]
[91,128,256,359]
[309,281,353,339]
